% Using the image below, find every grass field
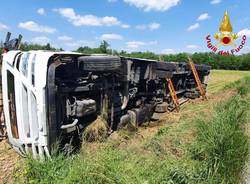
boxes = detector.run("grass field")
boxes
[1,70,250,183]
[207,70,250,94]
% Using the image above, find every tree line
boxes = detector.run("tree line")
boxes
[0,40,249,70]
[76,41,250,70]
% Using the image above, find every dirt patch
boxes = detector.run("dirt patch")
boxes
[0,141,20,184]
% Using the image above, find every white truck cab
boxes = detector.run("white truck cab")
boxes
[2,50,81,157]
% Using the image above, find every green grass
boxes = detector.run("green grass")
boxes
[192,95,249,183]
[19,71,250,184]
[207,70,250,94]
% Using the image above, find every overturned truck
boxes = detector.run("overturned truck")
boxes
[1,45,210,157]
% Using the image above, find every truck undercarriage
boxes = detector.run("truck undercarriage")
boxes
[46,55,210,151]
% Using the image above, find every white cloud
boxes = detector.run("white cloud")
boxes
[32,36,50,45]
[186,44,199,49]
[149,22,160,30]
[136,22,160,31]
[187,23,200,31]
[210,0,222,5]
[197,13,210,21]
[0,23,8,30]
[54,8,127,28]
[100,33,123,40]
[136,24,147,30]
[18,21,56,33]
[124,0,180,12]
[126,41,145,48]
[121,24,130,29]
[161,48,180,54]
[37,8,45,15]
[126,40,157,49]
[58,35,73,41]
[238,28,250,37]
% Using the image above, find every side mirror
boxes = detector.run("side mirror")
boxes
[3,32,22,52]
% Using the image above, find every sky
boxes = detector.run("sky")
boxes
[0,0,250,54]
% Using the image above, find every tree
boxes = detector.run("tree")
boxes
[20,42,56,51]
[15,40,249,71]
[76,46,92,53]
[45,43,51,50]
[99,40,110,54]
[0,40,3,55]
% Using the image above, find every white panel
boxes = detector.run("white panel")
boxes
[21,84,30,138]
[29,91,39,141]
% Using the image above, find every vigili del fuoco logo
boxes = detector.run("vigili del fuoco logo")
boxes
[206,11,247,55]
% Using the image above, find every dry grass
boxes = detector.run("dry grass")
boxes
[83,116,109,142]
[0,141,21,183]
